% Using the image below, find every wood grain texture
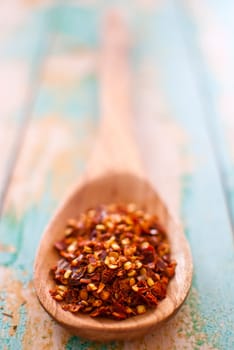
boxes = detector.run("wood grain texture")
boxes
[0,0,234,349]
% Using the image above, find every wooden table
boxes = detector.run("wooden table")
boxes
[0,1,233,349]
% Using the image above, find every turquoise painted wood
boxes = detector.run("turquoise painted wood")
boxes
[0,1,233,349]
[178,0,234,228]
[0,4,53,271]
[0,4,52,212]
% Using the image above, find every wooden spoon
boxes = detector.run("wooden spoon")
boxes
[34,12,193,342]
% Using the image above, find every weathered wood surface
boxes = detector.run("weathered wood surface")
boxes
[0,1,233,349]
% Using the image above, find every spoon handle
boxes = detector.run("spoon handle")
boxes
[88,11,143,178]
[100,11,132,130]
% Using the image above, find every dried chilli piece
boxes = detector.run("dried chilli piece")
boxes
[50,203,176,320]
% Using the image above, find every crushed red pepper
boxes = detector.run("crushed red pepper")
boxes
[50,203,176,320]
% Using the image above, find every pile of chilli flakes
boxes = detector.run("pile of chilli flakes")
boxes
[50,203,176,320]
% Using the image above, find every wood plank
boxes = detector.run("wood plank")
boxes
[0,1,233,349]
[0,0,51,193]
[178,0,234,231]
[0,2,53,263]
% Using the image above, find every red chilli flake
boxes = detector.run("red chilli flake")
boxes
[50,203,176,320]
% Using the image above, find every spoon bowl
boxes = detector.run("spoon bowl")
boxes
[34,12,193,341]
[34,172,192,341]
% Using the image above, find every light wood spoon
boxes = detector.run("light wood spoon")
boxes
[34,12,193,342]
